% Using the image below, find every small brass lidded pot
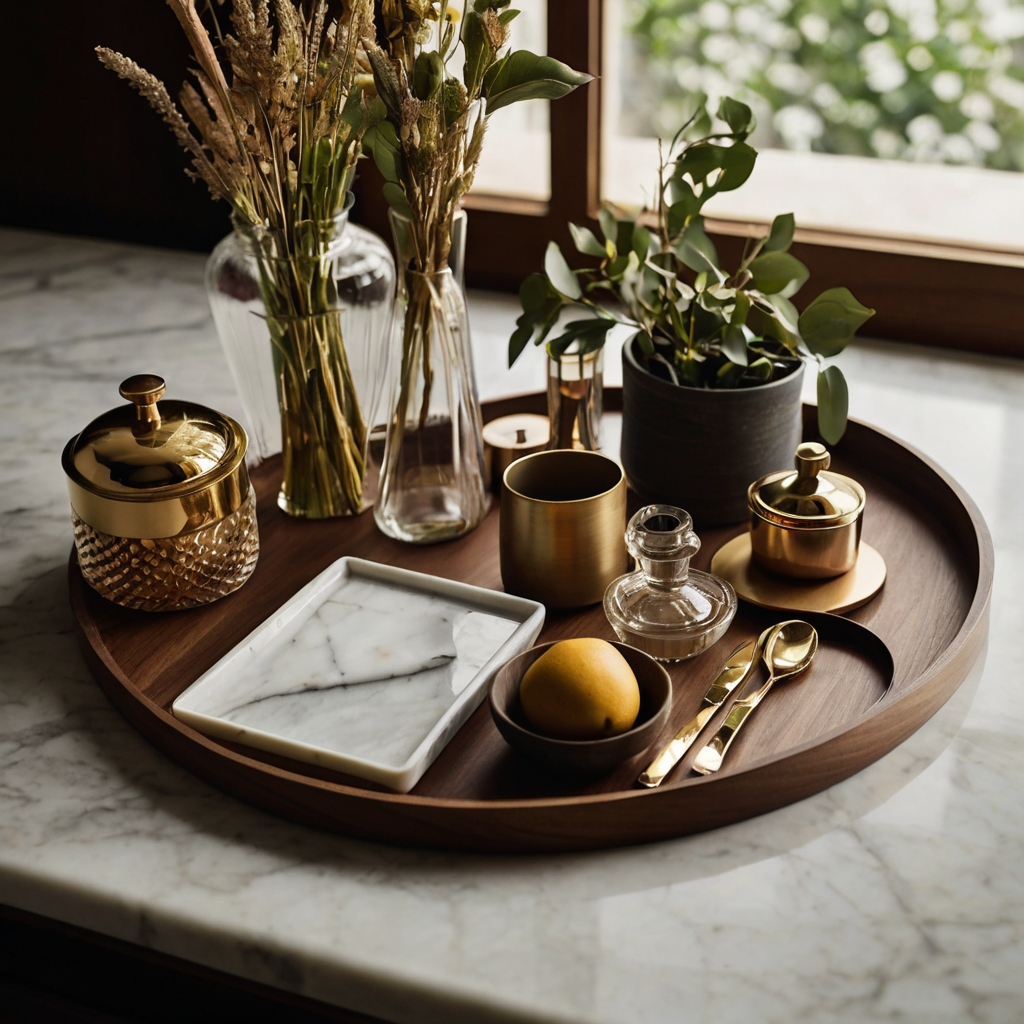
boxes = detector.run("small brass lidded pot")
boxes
[748,442,866,580]
[63,375,259,612]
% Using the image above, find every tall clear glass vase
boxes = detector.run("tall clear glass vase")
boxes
[374,210,488,544]
[205,194,394,517]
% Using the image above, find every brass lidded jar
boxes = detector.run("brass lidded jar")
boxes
[62,375,259,612]
[748,442,865,580]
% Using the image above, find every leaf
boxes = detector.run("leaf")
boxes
[374,119,400,150]
[674,144,722,185]
[366,127,402,183]
[462,12,491,99]
[569,222,607,258]
[413,51,444,101]
[732,290,751,327]
[382,182,412,218]
[606,254,629,278]
[766,293,800,332]
[799,287,875,358]
[711,142,757,194]
[546,319,618,360]
[544,241,581,299]
[510,273,564,366]
[749,251,808,295]
[744,356,774,384]
[508,323,533,367]
[675,218,721,278]
[341,88,364,129]
[763,213,795,253]
[667,187,702,234]
[717,96,756,137]
[721,323,750,366]
[632,224,652,262]
[519,271,555,313]
[483,50,592,114]
[636,330,655,356]
[598,207,618,244]
[499,8,520,25]
[817,365,849,444]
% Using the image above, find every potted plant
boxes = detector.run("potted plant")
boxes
[509,96,875,524]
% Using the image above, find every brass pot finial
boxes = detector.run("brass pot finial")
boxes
[119,374,166,434]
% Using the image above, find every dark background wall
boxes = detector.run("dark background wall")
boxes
[3,2,236,252]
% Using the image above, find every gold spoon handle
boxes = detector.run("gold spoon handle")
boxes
[691,673,777,775]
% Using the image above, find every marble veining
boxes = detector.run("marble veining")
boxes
[2,226,1024,1024]
[174,569,522,777]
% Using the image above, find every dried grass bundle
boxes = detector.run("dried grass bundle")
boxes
[98,0,373,232]
[98,1,380,519]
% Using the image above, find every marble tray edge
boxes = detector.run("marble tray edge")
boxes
[172,556,546,793]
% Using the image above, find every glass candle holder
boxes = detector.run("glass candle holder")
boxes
[547,347,603,451]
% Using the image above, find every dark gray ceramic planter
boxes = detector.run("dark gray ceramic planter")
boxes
[621,340,804,526]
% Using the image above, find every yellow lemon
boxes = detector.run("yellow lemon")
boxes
[519,638,640,740]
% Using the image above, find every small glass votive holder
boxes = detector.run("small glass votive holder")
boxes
[547,346,603,451]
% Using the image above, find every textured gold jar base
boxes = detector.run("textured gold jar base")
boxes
[73,488,259,612]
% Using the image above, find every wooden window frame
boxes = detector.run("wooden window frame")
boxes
[354,0,1024,359]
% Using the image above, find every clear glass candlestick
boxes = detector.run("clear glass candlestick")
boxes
[604,505,737,661]
[547,346,603,450]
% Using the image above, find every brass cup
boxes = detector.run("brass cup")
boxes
[500,450,627,609]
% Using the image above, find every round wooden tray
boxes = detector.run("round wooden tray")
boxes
[69,391,992,853]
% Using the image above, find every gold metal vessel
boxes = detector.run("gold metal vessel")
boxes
[63,374,259,612]
[500,450,627,609]
[748,442,866,580]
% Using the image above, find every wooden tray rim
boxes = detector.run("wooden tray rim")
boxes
[70,403,994,815]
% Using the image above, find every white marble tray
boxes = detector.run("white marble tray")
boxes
[172,557,545,792]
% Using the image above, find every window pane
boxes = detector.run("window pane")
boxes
[471,0,551,201]
[603,0,1024,251]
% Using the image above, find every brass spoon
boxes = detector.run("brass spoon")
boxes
[691,620,818,775]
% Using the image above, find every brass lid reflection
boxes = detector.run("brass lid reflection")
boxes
[749,442,865,529]
[65,375,242,501]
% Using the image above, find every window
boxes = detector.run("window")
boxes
[603,0,1024,257]
[353,0,1023,355]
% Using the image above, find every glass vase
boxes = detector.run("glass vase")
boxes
[374,210,488,544]
[205,194,395,517]
[547,346,604,450]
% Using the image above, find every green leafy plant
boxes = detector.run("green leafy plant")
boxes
[509,96,874,443]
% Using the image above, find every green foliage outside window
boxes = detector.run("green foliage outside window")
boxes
[625,0,1024,171]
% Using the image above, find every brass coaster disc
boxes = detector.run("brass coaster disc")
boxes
[710,534,887,614]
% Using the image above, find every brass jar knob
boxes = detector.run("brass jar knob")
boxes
[795,441,830,479]
[119,373,166,434]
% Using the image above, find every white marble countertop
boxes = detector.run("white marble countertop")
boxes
[1,225,1021,1024]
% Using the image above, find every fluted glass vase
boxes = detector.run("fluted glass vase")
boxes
[374,210,488,544]
[205,194,394,517]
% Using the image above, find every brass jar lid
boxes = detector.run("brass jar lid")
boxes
[62,375,250,539]
[748,442,865,529]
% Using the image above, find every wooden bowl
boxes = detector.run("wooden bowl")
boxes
[488,641,672,776]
